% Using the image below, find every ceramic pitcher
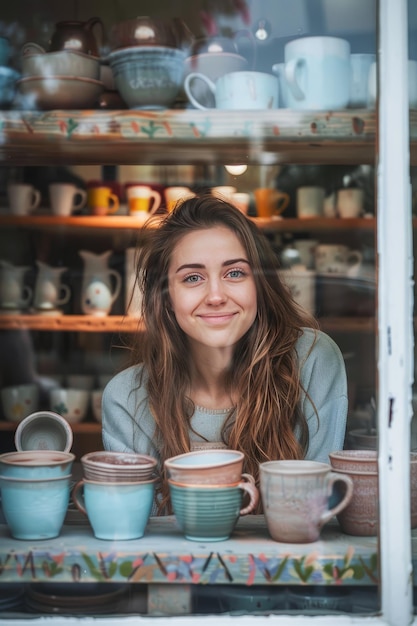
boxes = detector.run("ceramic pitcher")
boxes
[33,261,71,311]
[0,260,32,310]
[49,18,103,56]
[79,250,121,316]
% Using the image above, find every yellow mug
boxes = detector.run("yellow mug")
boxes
[254,188,290,218]
[87,187,119,216]
[126,185,161,217]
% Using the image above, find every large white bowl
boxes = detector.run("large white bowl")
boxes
[16,76,104,110]
[22,50,100,80]
[108,46,185,109]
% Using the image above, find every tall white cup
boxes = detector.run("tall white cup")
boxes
[49,184,87,217]
[7,184,41,216]
[284,36,351,110]
[296,187,325,218]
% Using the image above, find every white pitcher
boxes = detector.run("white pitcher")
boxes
[79,250,121,316]
[0,260,32,310]
[33,261,71,311]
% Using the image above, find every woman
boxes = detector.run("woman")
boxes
[102,194,348,513]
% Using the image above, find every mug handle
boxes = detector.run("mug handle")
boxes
[108,269,122,304]
[72,479,88,516]
[148,190,162,214]
[72,189,87,211]
[107,193,120,215]
[238,473,259,515]
[56,284,71,306]
[184,72,216,110]
[284,57,306,101]
[30,189,41,211]
[346,251,363,278]
[20,285,33,307]
[274,191,290,215]
[320,472,354,527]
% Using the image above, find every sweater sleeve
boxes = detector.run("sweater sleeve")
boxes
[101,365,159,459]
[296,328,348,463]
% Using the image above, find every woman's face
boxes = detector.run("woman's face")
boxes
[168,226,257,353]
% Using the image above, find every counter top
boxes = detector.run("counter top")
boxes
[0,516,379,587]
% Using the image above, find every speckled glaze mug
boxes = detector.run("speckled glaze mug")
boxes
[259,460,353,543]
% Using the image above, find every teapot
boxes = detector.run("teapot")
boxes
[33,261,71,312]
[79,250,121,317]
[0,260,32,311]
[189,32,256,67]
[49,18,103,56]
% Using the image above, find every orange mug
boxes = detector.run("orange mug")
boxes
[126,185,161,217]
[87,187,119,216]
[254,188,290,218]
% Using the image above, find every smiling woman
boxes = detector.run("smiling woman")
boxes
[102,194,348,513]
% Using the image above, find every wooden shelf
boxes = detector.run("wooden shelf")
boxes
[0,314,374,333]
[0,214,376,232]
[0,108,378,166]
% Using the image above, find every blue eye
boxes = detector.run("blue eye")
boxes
[184,274,201,283]
[227,269,245,278]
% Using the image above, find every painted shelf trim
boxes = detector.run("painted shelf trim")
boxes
[0,517,379,587]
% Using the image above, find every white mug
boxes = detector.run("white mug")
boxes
[271,62,289,107]
[349,53,376,108]
[284,36,350,110]
[230,192,250,214]
[7,184,41,216]
[184,70,278,111]
[164,187,195,213]
[337,188,365,218]
[49,184,87,217]
[293,239,318,269]
[314,244,363,276]
[211,186,237,202]
[296,187,325,218]
[126,185,161,218]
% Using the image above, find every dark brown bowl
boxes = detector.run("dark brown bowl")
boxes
[109,16,177,50]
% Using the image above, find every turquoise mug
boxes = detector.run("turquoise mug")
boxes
[0,474,71,540]
[72,478,156,540]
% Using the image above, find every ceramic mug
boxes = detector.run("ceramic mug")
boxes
[49,183,87,216]
[278,268,316,315]
[72,477,156,540]
[126,185,162,218]
[165,449,245,485]
[164,186,195,213]
[7,183,41,216]
[0,474,71,540]
[1,383,40,423]
[184,70,278,110]
[296,187,325,218]
[254,188,290,218]
[293,239,318,269]
[87,186,119,216]
[211,186,237,202]
[284,36,351,110]
[349,53,376,108]
[49,388,90,424]
[259,460,353,543]
[314,244,363,276]
[168,474,259,541]
[230,192,250,214]
[336,188,365,218]
[14,410,73,453]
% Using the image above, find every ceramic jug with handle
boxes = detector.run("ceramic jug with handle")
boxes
[49,17,103,56]
[0,261,32,310]
[79,250,121,316]
[33,261,71,311]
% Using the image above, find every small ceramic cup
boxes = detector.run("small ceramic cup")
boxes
[1,383,40,423]
[0,450,75,479]
[259,460,353,543]
[168,473,259,541]
[0,474,71,540]
[14,410,73,453]
[49,388,89,424]
[72,477,156,540]
[164,449,245,485]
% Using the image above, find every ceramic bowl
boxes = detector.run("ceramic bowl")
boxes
[21,50,100,80]
[81,451,158,482]
[164,449,244,485]
[49,388,89,424]
[0,67,20,107]
[108,46,185,109]
[218,585,287,612]
[14,410,73,453]
[16,76,104,110]
[1,383,40,423]
[0,450,75,479]
[0,474,71,540]
[328,449,378,473]
[109,17,178,50]
[347,428,377,450]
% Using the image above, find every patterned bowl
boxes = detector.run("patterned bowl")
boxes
[81,451,158,482]
[107,46,185,109]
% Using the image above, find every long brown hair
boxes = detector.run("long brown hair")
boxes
[131,194,319,512]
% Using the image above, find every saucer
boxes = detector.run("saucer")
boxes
[16,75,104,110]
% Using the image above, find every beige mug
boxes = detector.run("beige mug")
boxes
[254,188,290,218]
[7,184,41,216]
[259,460,353,543]
[49,184,87,217]
[336,188,365,218]
[164,187,195,213]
